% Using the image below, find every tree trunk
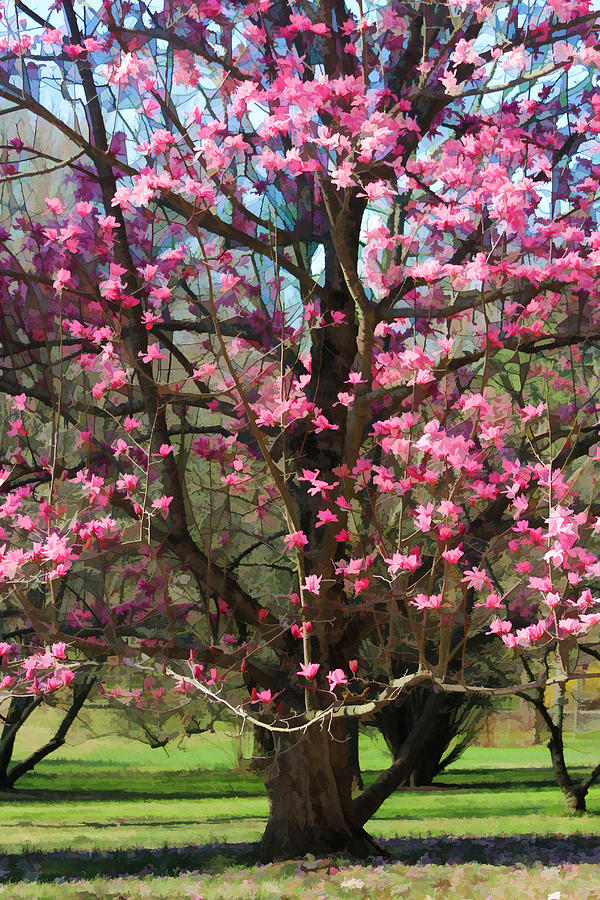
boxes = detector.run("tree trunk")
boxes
[0,675,96,790]
[548,732,587,814]
[258,721,382,861]
[346,719,363,791]
[0,695,42,790]
[565,787,587,813]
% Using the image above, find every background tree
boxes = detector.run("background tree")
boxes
[0,671,95,792]
[370,688,491,787]
[517,649,600,813]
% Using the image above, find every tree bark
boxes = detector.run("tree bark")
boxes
[258,721,383,861]
[548,731,588,814]
[0,695,43,791]
[346,718,364,791]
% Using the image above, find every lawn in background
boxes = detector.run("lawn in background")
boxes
[0,708,599,896]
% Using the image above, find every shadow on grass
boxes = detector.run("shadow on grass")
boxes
[0,786,267,802]
[432,767,597,792]
[7,767,596,803]
[2,835,600,883]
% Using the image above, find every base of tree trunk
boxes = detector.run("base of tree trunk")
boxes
[257,723,387,862]
[259,819,384,862]
[565,789,587,813]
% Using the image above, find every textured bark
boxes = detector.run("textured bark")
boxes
[564,787,587,813]
[346,718,364,791]
[548,732,588,814]
[0,695,43,789]
[258,722,383,861]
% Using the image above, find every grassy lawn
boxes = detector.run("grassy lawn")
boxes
[0,710,599,896]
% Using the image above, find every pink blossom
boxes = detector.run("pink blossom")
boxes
[45,197,63,214]
[544,592,562,609]
[477,593,504,610]
[411,593,442,611]
[116,474,139,494]
[313,413,339,434]
[41,534,73,564]
[252,688,272,704]
[302,574,322,595]
[51,642,67,660]
[520,403,545,421]
[297,662,320,679]
[315,509,338,528]
[386,551,420,575]
[327,668,349,691]
[152,495,173,516]
[559,618,583,635]
[442,545,464,564]
[331,162,355,189]
[112,438,129,457]
[284,530,309,550]
[53,268,71,292]
[487,618,513,636]
[138,344,166,364]
[155,443,175,457]
[461,568,490,591]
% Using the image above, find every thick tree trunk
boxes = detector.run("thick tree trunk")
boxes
[258,721,382,861]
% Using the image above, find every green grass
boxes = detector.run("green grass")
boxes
[1,709,600,895]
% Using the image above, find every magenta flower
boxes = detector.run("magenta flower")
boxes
[302,574,322,595]
[327,668,349,691]
[297,662,320,679]
[284,530,309,550]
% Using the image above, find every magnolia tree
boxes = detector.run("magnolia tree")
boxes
[0,0,600,860]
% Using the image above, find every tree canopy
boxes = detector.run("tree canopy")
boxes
[0,0,599,858]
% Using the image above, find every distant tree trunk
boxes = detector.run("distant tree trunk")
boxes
[520,668,600,816]
[346,718,363,790]
[0,675,96,792]
[249,722,274,772]
[548,727,588,813]
[372,687,489,786]
[0,695,43,791]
